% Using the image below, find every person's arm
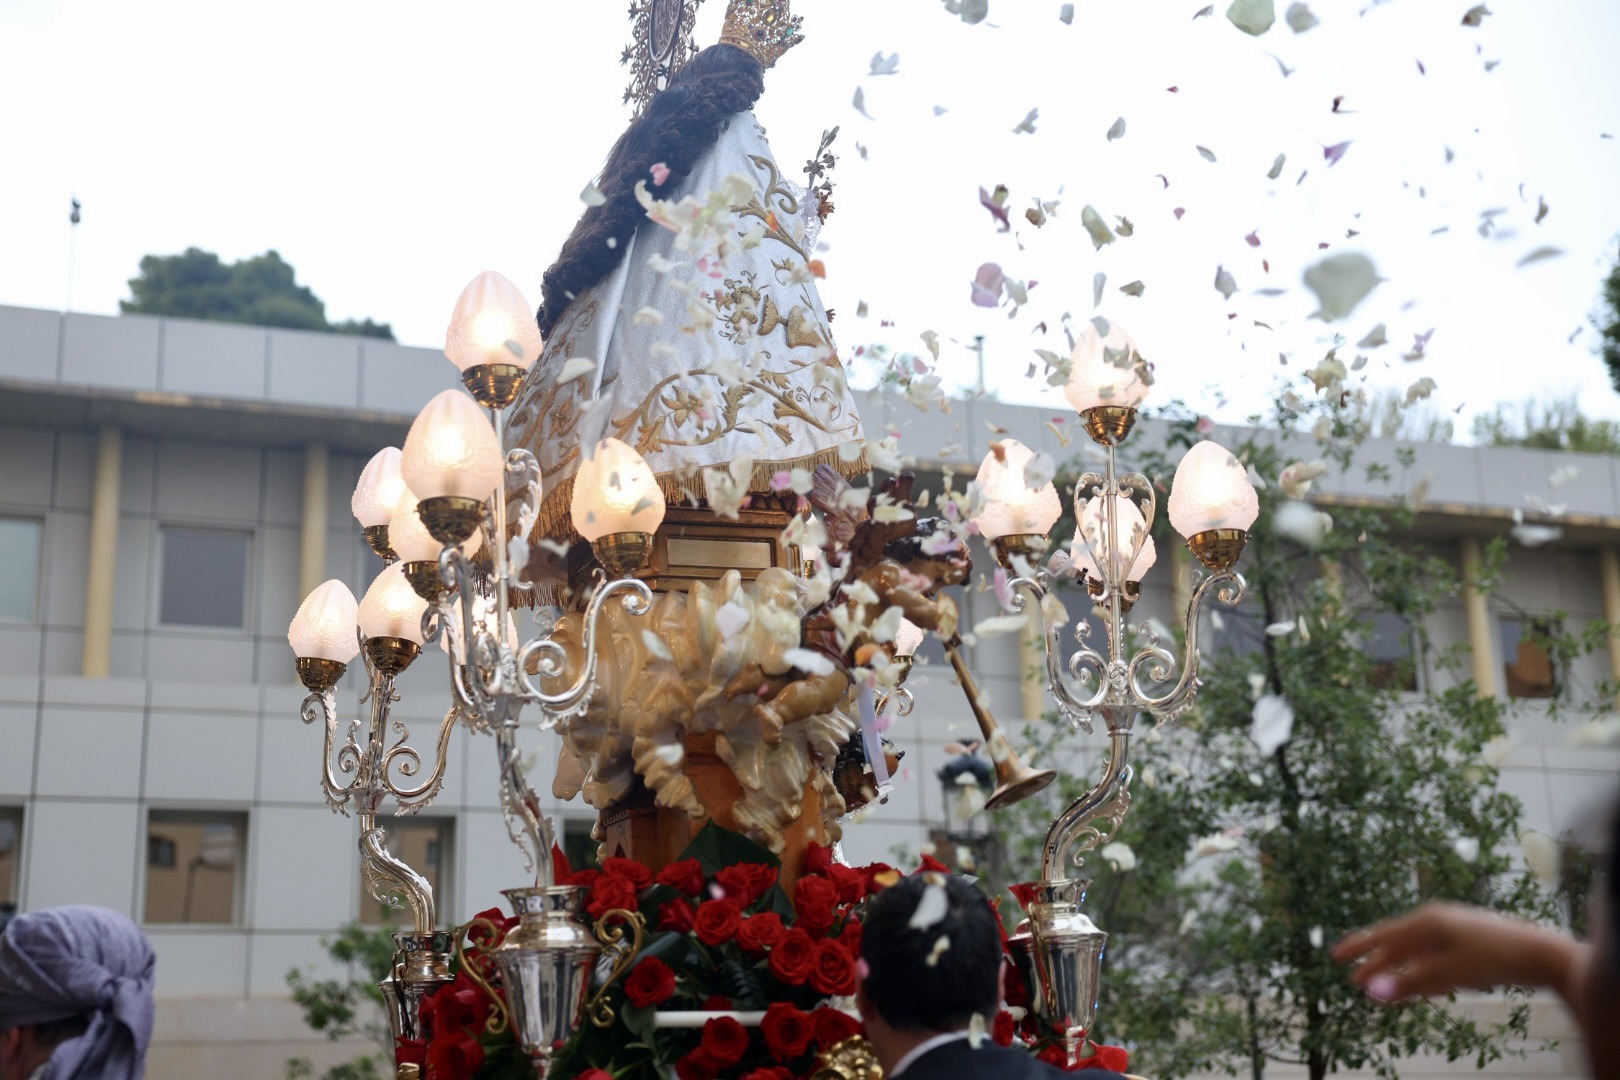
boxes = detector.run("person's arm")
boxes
[1331,901,1592,1007]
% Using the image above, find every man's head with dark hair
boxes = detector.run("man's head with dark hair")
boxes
[859,873,1002,1034]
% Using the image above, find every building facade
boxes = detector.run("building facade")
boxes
[0,302,1613,1077]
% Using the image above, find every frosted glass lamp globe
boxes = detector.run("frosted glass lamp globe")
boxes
[1167,441,1260,538]
[570,438,665,543]
[288,580,359,663]
[1071,494,1158,583]
[445,271,543,373]
[400,389,504,501]
[358,563,430,646]
[1064,318,1152,413]
[971,439,1061,542]
[352,447,406,529]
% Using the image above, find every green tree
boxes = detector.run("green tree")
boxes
[121,248,394,340]
[1470,395,1620,455]
[284,923,401,1080]
[1598,239,1620,393]
[1002,392,1600,1080]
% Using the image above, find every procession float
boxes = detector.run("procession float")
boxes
[285,1,1260,1075]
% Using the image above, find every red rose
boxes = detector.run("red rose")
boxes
[587,873,641,920]
[993,1010,1017,1046]
[917,853,951,874]
[745,863,779,900]
[656,858,706,896]
[741,1069,793,1080]
[737,912,787,956]
[716,865,758,904]
[576,1071,614,1080]
[425,1031,484,1078]
[825,863,867,904]
[1038,1044,1069,1069]
[550,843,574,885]
[812,1007,862,1048]
[623,956,677,1008]
[694,898,744,946]
[395,1037,427,1069]
[700,1015,751,1067]
[660,897,697,933]
[864,862,901,893]
[675,1049,720,1080]
[602,856,653,888]
[702,994,732,1010]
[761,1002,815,1062]
[810,939,857,996]
[572,869,601,891]
[838,919,863,962]
[768,928,817,985]
[467,907,512,945]
[1002,957,1032,1012]
[803,842,835,876]
[793,876,839,935]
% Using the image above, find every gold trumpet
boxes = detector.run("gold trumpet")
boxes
[944,637,1056,808]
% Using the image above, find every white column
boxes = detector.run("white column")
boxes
[1459,536,1497,698]
[82,424,122,678]
[1598,546,1620,708]
[298,442,330,602]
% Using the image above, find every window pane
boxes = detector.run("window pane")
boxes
[0,811,20,909]
[1365,613,1418,692]
[361,819,452,925]
[160,529,249,628]
[1501,617,1557,700]
[144,814,243,925]
[0,519,41,621]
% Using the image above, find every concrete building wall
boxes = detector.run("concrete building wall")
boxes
[0,305,1614,1078]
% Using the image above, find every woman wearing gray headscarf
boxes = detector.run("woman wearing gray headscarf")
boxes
[0,907,155,1080]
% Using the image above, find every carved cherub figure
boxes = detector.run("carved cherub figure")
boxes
[724,465,971,739]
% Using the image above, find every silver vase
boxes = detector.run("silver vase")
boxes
[1022,879,1107,1067]
[379,930,456,1045]
[493,885,600,1069]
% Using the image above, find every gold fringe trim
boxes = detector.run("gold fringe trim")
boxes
[525,446,870,544]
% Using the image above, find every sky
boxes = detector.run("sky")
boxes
[2,0,1618,437]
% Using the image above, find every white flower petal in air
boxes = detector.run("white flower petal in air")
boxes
[1251,694,1295,756]
[1452,837,1480,863]
[1100,841,1137,873]
[909,882,949,930]
[1482,734,1515,768]
[1520,830,1560,887]
[1190,833,1241,860]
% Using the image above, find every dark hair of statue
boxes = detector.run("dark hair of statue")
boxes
[860,874,1002,1033]
[537,44,765,337]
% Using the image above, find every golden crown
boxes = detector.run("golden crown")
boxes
[718,0,803,70]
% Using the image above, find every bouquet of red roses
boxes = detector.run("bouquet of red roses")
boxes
[413,825,901,1080]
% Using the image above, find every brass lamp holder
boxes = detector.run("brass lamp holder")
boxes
[402,561,444,602]
[1081,405,1137,446]
[1086,576,1141,615]
[1186,528,1248,572]
[991,533,1050,571]
[363,525,396,562]
[591,531,654,579]
[296,657,346,693]
[461,363,526,410]
[364,636,422,677]
[417,495,485,547]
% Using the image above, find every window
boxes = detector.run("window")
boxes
[0,808,21,912]
[144,812,245,925]
[361,818,454,925]
[159,528,250,628]
[1500,617,1558,700]
[1364,613,1419,692]
[0,519,41,621]
[562,817,602,875]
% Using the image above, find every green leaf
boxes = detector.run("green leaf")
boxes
[676,821,780,878]
[1226,0,1275,35]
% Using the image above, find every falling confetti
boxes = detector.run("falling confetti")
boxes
[1060,3,1075,23]
[1081,205,1116,249]
[1285,2,1318,32]
[1323,141,1353,166]
[1196,145,1218,162]
[1461,4,1491,26]
[1267,153,1286,179]
[1214,265,1238,299]
[1252,695,1294,755]
[1303,252,1379,320]
[1227,0,1276,36]
[1107,117,1127,141]
[1517,246,1564,267]
[979,185,1012,232]
[852,87,873,119]
[1013,108,1040,134]
[870,51,901,75]
[1120,281,1146,297]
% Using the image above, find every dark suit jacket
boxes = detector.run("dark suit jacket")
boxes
[898,1036,1132,1080]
